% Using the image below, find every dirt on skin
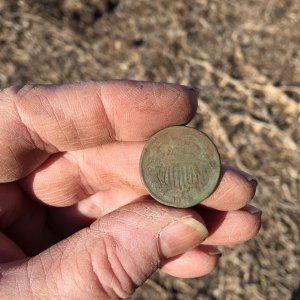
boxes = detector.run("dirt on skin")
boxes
[0,1,299,299]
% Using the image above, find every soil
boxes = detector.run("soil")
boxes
[0,1,299,299]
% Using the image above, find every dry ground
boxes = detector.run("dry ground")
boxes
[0,1,299,299]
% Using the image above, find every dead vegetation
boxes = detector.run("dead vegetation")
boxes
[0,1,299,299]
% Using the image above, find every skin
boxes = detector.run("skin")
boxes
[0,80,261,299]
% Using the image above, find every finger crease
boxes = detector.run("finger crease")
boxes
[77,165,95,197]
[12,99,58,153]
[95,86,116,142]
[66,153,96,197]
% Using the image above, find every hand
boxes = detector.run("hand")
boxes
[0,80,261,299]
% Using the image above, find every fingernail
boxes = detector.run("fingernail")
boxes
[240,171,257,184]
[183,85,200,96]
[243,204,262,215]
[159,217,208,258]
[208,248,222,256]
[228,166,257,185]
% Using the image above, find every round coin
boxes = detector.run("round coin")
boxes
[139,126,221,208]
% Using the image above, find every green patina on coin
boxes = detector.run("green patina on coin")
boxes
[139,126,221,208]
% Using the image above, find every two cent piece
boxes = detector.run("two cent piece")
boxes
[139,126,221,208]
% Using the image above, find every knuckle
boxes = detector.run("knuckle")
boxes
[87,233,137,299]
[4,84,57,153]
[1,84,38,101]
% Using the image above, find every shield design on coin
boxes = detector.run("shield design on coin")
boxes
[139,126,221,208]
[155,136,211,204]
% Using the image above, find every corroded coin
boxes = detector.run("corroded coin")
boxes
[139,126,221,208]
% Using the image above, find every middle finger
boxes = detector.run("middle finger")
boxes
[20,142,257,211]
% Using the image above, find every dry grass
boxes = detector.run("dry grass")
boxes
[0,1,299,299]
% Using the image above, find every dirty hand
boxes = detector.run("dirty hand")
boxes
[0,80,261,299]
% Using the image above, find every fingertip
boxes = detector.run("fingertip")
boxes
[201,208,262,245]
[240,205,262,237]
[160,82,198,123]
[98,80,200,141]
[161,245,221,278]
[201,165,258,211]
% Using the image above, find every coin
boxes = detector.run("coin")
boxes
[139,126,221,208]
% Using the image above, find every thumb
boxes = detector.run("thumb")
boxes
[0,199,208,299]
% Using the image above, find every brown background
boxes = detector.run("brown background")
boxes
[0,1,299,299]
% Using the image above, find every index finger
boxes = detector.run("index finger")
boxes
[0,80,197,182]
